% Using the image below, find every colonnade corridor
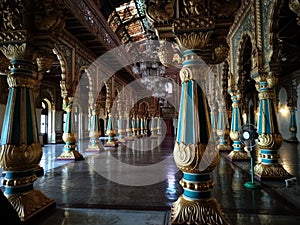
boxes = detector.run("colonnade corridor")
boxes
[1,137,299,225]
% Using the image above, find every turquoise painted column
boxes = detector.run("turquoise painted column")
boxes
[157,117,162,136]
[87,104,103,151]
[125,115,134,140]
[117,98,126,143]
[210,104,218,141]
[140,117,145,137]
[117,114,126,143]
[0,54,55,220]
[150,116,157,138]
[136,116,141,138]
[104,112,118,147]
[216,94,232,151]
[171,49,229,224]
[254,73,292,180]
[227,89,249,161]
[287,107,298,142]
[143,117,148,136]
[58,97,83,160]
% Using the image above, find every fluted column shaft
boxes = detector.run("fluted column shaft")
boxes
[227,90,249,161]
[216,98,232,151]
[58,97,83,160]
[254,74,292,180]
[150,116,157,138]
[171,49,229,225]
[104,112,118,147]
[125,116,134,140]
[87,104,102,151]
[0,54,55,221]
[288,107,298,142]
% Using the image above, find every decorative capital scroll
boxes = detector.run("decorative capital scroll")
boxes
[258,133,283,150]
[173,142,219,174]
[0,143,42,171]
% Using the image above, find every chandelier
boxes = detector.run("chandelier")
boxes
[132,33,172,98]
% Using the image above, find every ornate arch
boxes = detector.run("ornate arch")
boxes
[265,0,284,64]
[236,32,255,86]
[53,47,68,98]
[41,88,55,105]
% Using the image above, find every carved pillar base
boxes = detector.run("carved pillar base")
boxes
[117,137,127,143]
[254,163,292,181]
[171,196,231,225]
[227,150,250,161]
[7,190,55,221]
[216,135,232,152]
[227,141,250,161]
[104,139,119,147]
[86,138,104,151]
[287,135,299,143]
[57,149,84,161]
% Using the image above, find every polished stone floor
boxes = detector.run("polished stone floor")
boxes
[1,137,300,225]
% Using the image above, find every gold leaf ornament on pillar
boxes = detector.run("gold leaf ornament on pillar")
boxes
[0,143,42,171]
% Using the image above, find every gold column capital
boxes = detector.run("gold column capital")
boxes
[175,31,213,50]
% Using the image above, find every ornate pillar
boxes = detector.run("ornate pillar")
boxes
[104,111,118,147]
[172,48,229,225]
[254,73,292,180]
[50,104,57,143]
[143,117,148,136]
[145,1,240,223]
[287,107,298,142]
[157,116,162,136]
[150,116,157,138]
[216,92,232,151]
[125,115,134,140]
[227,88,249,161]
[58,97,83,160]
[0,45,55,221]
[104,81,118,147]
[287,79,298,143]
[0,0,66,220]
[87,104,103,151]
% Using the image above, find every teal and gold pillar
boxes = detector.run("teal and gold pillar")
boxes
[171,49,230,225]
[254,73,292,180]
[87,104,103,151]
[58,97,83,160]
[216,93,232,151]
[104,112,118,147]
[227,89,249,161]
[117,97,126,143]
[150,116,157,138]
[157,117,162,136]
[117,114,126,143]
[0,48,55,221]
[125,115,134,140]
[287,107,298,142]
